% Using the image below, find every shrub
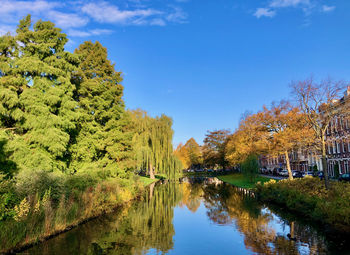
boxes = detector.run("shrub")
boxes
[256,177,350,232]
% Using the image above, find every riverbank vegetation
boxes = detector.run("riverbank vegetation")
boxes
[217,174,273,189]
[256,178,350,232]
[0,15,182,252]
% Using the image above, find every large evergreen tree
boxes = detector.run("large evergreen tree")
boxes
[70,41,132,176]
[0,15,79,173]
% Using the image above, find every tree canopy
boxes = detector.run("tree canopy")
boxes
[0,15,181,180]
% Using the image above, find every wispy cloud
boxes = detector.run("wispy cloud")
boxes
[167,7,188,23]
[81,1,163,25]
[47,11,89,29]
[322,5,335,12]
[253,0,333,19]
[254,8,276,18]
[0,0,188,37]
[269,0,310,8]
[67,28,113,37]
[0,24,16,36]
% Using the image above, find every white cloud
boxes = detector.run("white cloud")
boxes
[81,1,162,25]
[0,0,59,15]
[254,0,335,19]
[254,8,276,18]
[67,28,113,37]
[322,5,335,12]
[0,24,16,36]
[167,7,187,23]
[0,0,188,39]
[269,0,310,8]
[47,11,89,29]
[150,18,166,26]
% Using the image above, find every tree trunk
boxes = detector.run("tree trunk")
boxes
[285,151,293,180]
[149,162,155,179]
[149,182,155,200]
[321,137,329,189]
[290,221,295,239]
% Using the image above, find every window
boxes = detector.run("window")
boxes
[333,141,337,154]
[337,141,340,154]
[343,140,347,153]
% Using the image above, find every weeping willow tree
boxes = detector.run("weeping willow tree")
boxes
[129,110,182,179]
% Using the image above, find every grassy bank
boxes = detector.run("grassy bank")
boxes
[0,172,157,254]
[218,174,273,189]
[256,177,350,233]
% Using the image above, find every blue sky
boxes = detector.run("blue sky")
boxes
[1,0,350,146]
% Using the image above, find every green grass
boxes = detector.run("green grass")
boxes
[217,174,274,189]
[139,176,159,186]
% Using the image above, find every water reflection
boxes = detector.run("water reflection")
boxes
[23,178,349,255]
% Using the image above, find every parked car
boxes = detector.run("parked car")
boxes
[312,171,320,177]
[292,170,303,178]
[260,167,269,174]
[273,168,283,176]
[304,171,314,177]
[195,168,205,172]
[279,170,289,177]
[207,169,214,173]
[318,171,324,180]
[339,173,350,182]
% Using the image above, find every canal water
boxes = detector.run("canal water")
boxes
[22,177,350,255]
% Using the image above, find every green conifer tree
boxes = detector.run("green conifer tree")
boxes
[70,41,133,176]
[0,15,79,173]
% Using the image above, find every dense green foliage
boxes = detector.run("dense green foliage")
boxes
[202,129,230,169]
[241,154,259,183]
[0,15,181,251]
[129,109,182,179]
[256,178,350,232]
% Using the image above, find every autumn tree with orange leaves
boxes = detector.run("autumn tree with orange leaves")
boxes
[261,101,314,180]
[175,138,202,169]
[225,112,269,166]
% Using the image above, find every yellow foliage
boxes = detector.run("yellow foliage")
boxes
[14,197,30,222]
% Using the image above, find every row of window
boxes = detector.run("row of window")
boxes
[327,116,350,135]
[327,140,350,155]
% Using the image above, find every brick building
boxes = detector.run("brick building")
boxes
[325,93,350,176]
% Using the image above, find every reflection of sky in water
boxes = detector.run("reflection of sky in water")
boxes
[298,243,311,255]
[262,207,290,236]
[163,202,252,255]
[23,182,348,255]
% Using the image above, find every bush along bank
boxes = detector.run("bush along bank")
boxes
[0,170,153,254]
[255,177,350,233]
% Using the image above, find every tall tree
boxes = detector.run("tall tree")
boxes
[70,41,132,176]
[174,138,202,169]
[202,129,231,169]
[0,15,79,172]
[225,113,268,166]
[291,77,346,188]
[174,143,189,169]
[261,101,314,180]
[129,110,182,179]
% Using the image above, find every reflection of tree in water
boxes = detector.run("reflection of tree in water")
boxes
[86,182,183,255]
[202,183,328,255]
[26,181,332,255]
[27,182,183,255]
[179,183,203,213]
